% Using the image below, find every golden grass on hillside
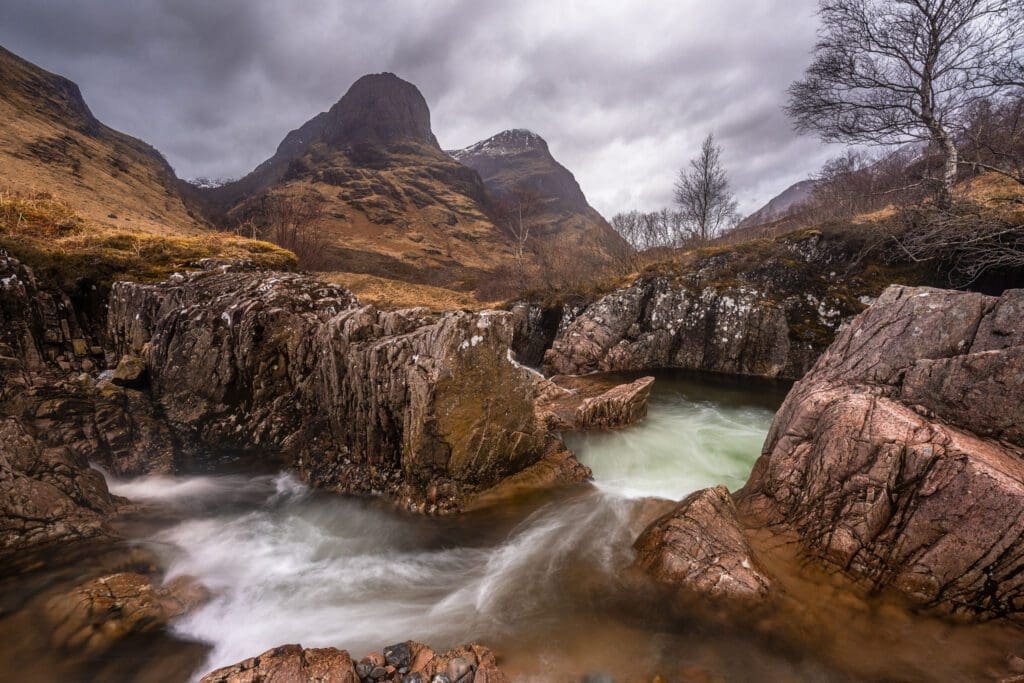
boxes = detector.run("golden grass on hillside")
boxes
[0,190,296,286]
[319,271,496,311]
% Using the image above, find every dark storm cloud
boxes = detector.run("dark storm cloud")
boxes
[0,0,841,216]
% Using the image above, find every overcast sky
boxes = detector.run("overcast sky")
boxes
[0,0,842,216]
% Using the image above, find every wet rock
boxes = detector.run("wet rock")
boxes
[634,486,772,605]
[0,417,115,563]
[24,378,177,477]
[534,375,654,431]
[384,642,412,669]
[508,302,563,367]
[0,253,98,387]
[573,376,653,430]
[110,353,147,388]
[463,440,592,511]
[107,267,564,511]
[738,285,1024,623]
[44,572,208,654]
[201,644,359,683]
[201,642,506,683]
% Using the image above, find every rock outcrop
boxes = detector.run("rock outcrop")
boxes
[0,417,116,562]
[737,285,1024,622]
[201,641,506,683]
[543,230,894,380]
[633,486,773,606]
[0,252,102,394]
[535,375,654,431]
[544,277,814,379]
[107,264,585,512]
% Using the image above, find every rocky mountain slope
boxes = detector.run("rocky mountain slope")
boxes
[199,74,629,290]
[199,72,510,288]
[450,129,629,269]
[0,46,207,234]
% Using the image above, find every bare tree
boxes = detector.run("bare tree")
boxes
[674,133,739,242]
[241,192,330,269]
[959,91,1024,184]
[787,0,1024,206]
[611,208,691,251]
[495,185,542,262]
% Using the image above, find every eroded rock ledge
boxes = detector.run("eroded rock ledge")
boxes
[201,641,506,683]
[635,285,1024,624]
[106,264,586,513]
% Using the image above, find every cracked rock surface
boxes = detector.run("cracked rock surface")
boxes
[200,641,506,683]
[633,485,773,605]
[738,285,1024,622]
[543,277,814,379]
[107,264,581,512]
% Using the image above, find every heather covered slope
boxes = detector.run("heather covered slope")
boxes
[0,46,207,234]
[201,73,516,289]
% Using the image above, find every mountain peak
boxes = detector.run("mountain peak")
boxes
[323,72,439,148]
[448,129,548,162]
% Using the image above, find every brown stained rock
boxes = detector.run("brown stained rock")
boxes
[463,440,592,511]
[634,486,772,605]
[201,644,359,683]
[110,353,147,388]
[738,285,1024,623]
[106,269,554,512]
[201,642,506,683]
[0,417,115,562]
[574,376,654,430]
[534,374,654,432]
[44,572,208,655]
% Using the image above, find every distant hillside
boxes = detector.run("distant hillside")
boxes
[449,129,629,267]
[0,48,626,298]
[0,46,208,234]
[737,179,816,230]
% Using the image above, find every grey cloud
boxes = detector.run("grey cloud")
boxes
[0,0,841,215]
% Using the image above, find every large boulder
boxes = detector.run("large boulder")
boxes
[107,266,582,512]
[200,641,507,683]
[633,486,773,606]
[738,285,1024,622]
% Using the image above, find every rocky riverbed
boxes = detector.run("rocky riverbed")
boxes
[2,253,1023,682]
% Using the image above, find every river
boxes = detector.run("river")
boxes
[1,372,1018,682]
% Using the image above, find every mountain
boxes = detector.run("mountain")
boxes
[204,76,627,289]
[449,129,629,266]
[737,179,816,230]
[0,46,207,233]
[203,72,514,289]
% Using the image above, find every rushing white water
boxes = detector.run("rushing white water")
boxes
[131,373,783,679]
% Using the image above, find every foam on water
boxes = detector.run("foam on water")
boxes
[132,373,780,679]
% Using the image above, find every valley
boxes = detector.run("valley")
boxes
[1,4,1023,680]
